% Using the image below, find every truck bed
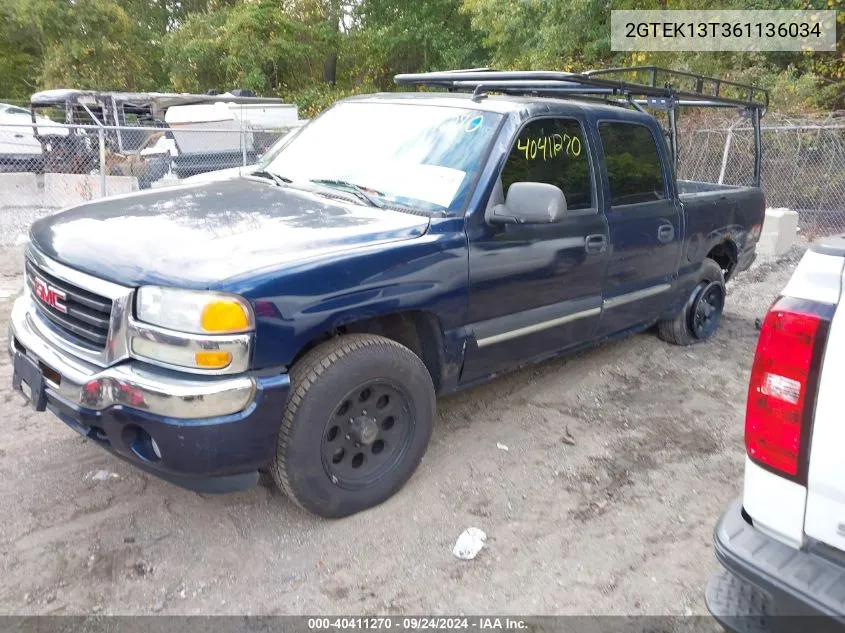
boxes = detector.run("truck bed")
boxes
[676,180,766,280]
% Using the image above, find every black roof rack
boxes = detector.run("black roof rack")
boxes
[394,66,768,112]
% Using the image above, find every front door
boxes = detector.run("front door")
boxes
[595,120,682,336]
[461,116,609,384]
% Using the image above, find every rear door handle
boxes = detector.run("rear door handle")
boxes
[657,225,675,243]
[585,234,607,254]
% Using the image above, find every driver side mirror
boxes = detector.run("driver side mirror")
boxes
[486,182,568,225]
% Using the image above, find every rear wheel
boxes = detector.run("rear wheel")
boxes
[658,258,726,346]
[270,334,435,518]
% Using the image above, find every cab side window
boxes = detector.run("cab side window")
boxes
[598,122,667,206]
[500,118,593,211]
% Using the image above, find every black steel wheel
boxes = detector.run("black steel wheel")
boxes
[690,280,725,340]
[322,381,414,489]
[658,258,726,346]
[270,334,435,518]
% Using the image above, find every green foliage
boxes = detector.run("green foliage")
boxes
[0,1,41,98]
[461,0,844,112]
[460,0,545,69]
[354,0,488,90]
[162,8,229,93]
[285,83,375,119]
[0,0,841,113]
[165,0,332,94]
[38,0,159,91]
[0,0,163,93]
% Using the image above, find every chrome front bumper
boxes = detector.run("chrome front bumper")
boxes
[9,294,256,419]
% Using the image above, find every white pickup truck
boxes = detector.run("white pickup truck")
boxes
[707,237,845,632]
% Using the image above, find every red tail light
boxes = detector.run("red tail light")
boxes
[745,297,832,481]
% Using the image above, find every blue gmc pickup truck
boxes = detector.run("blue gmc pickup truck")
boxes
[9,69,766,517]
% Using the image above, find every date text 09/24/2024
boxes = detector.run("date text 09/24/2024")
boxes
[307,618,528,630]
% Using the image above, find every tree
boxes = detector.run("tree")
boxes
[0,0,160,93]
[165,0,333,94]
[38,0,158,90]
[355,0,489,90]
[0,1,42,98]
[0,0,839,113]
[461,0,844,111]
[163,7,229,92]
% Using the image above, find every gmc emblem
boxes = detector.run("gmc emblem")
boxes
[32,275,67,314]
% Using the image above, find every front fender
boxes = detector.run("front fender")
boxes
[226,220,469,370]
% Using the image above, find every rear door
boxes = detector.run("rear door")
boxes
[595,120,681,336]
[461,115,609,383]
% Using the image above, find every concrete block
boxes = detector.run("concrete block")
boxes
[43,173,138,209]
[757,207,798,257]
[101,175,139,198]
[0,173,41,208]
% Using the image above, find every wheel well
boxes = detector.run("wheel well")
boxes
[290,311,445,390]
[707,241,738,281]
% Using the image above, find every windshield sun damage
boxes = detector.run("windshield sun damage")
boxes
[262,102,502,213]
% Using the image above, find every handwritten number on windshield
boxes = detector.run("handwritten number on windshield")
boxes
[517,134,581,161]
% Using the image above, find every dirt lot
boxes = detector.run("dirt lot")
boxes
[0,240,805,617]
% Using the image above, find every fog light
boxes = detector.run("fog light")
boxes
[123,425,162,463]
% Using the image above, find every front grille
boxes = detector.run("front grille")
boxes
[25,259,113,349]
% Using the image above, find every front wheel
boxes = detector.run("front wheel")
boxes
[658,258,726,346]
[270,334,435,518]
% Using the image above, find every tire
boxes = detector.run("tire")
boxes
[270,334,435,518]
[658,258,726,346]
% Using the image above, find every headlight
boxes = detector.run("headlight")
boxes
[131,287,254,373]
[135,286,254,334]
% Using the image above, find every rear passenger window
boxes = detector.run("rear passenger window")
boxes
[598,122,666,206]
[501,118,593,211]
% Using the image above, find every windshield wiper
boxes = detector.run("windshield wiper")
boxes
[309,178,384,208]
[249,169,292,187]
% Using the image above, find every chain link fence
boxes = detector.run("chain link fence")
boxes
[677,110,845,237]
[0,119,300,244]
[1,107,844,243]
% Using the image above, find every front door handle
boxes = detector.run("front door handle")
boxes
[657,224,675,243]
[585,234,607,254]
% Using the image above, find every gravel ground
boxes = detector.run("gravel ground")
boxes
[0,229,806,618]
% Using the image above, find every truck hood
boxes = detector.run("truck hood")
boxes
[29,178,430,288]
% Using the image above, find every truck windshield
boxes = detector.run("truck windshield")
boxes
[262,101,502,213]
